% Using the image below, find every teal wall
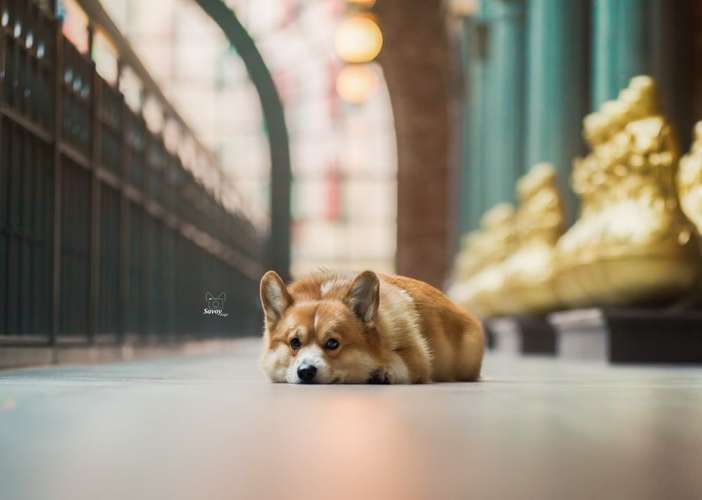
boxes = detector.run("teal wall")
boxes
[484,0,525,210]
[457,0,587,233]
[456,18,485,234]
[457,0,527,235]
[592,0,652,108]
[591,0,694,138]
[525,0,589,219]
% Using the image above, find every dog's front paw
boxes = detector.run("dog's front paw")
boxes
[367,369,391,385]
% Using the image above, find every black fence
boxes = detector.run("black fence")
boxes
[0,0,263,350]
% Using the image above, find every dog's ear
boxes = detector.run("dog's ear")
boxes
[344,271,379,325]
[215,293,226,302]
[260,271,292,325]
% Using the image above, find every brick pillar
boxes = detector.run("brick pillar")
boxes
[376,0,451,288]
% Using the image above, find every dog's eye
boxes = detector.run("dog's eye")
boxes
[290,337,302,350]
[324,338,340,351]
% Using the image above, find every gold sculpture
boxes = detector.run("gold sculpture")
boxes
[450,75,700,319]
[448,233,487,315]
[501,163,566,313]
[449,203,517,317]
[554,76,699,306]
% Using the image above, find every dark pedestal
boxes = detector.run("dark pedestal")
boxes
[485,315,557,355]
[549,308,702,363]
[482,321,497,350]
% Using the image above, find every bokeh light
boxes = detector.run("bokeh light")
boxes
[335,14,383,64]
[336,64,378,104]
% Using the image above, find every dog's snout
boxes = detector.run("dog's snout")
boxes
[297,364,317,383]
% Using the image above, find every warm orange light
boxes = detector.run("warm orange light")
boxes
[448,0,479,16]
[335,15,383,64]
[336,64,378,104]
[345,0,376,7]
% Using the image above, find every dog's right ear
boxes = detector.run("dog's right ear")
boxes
[260,271,292,325]
[344,270,380,325]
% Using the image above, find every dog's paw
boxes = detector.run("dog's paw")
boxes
[367,369,391,385]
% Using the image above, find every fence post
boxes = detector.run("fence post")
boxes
[139,107,149,341]
[50,19,63,348]
[88,23,101,342]
[0,0,5,337]
[117,60,129,344]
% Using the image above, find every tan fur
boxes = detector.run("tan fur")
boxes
[259,270,484,384]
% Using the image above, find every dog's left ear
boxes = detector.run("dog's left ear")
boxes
[344,271,379,325]
[260,271,292,325]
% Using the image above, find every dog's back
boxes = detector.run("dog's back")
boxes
[380,274,484,382]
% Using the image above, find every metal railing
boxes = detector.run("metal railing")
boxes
[0,0,264,349]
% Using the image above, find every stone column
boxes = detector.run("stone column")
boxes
[456,15,490,235]
[483,0,526,208]
[592,0,697,149]
[592,0,652,108]
[525,0,589,218]
[453,0,526,236]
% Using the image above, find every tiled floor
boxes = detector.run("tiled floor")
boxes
[1,338,702,500]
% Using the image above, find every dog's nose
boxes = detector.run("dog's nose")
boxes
[297,364,317,383]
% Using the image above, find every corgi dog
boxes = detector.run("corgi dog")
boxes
[259,270,484,384]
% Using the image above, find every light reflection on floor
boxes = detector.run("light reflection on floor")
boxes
[1,339,702,500]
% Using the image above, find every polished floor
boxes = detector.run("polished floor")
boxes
[1,338,702,500]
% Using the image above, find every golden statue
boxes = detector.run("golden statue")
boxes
[553,108,612,307]
[448,232,487,315]
[453,232,490,283]
[449,203,517,317]
[501,163,566,313]
[452,76,699,318]
[554,76,699,306]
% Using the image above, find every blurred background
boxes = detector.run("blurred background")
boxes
[96,0,398,277]
[5,5,702,498]
[66,0,398,278]
[2,0,702,364]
